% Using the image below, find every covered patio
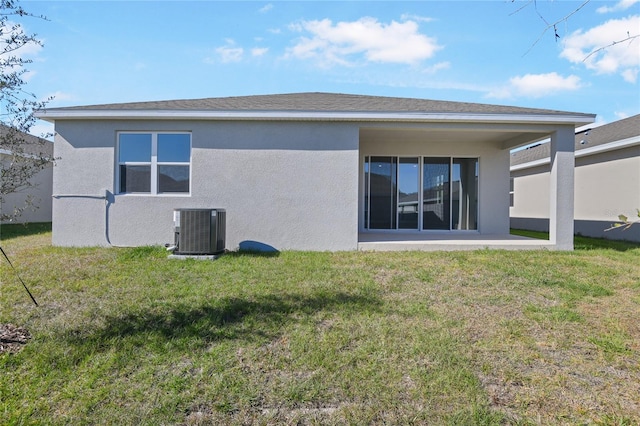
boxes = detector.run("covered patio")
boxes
[358,120,585,251]
[358,232,553,251]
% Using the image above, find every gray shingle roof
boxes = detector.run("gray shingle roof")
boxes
[511,114,640,166]
[46,92,590,116]
[0,124,53,157]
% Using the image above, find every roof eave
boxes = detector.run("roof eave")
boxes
[510,135,640,171]
[35,109,596,125]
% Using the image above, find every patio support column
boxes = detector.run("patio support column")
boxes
[549,126,575,250]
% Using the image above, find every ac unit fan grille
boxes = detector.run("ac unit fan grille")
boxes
[175,208,226,255]
[180,210,212,254]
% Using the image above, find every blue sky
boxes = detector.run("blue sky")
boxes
[14,0,640,137]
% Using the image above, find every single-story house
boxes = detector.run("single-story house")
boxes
[0,125,54,224]
[510,114,640,242]
[35,92,595,251]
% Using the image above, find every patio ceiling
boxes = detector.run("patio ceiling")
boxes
[359,125,555,150]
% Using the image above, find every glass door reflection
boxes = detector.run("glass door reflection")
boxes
[398,158,419,229]
[423,158,450,230]
[452,158,478,230]
[367,156,397,229]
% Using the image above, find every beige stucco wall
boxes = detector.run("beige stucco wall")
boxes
[52,120,359,250]
[1,153,53,224]
[510,164,550,219]
[574,146,640,221]
[51,118,540,250]
[510,144,640,241]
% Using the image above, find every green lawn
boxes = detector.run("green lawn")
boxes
[1,224,639,425]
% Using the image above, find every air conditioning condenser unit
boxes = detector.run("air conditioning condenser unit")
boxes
[174,208,226,255]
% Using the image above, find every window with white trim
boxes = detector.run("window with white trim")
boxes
[117,132,191,194]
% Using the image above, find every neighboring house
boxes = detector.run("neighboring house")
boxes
[0,126,54,224]
[511,114,640,242]
[35,93,594,251]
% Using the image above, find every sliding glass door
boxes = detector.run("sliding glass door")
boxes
[422,158,450,230]
[364,156,478,231]
[365,157,397,229]
[452,158,478,230]
[398,158,419,229]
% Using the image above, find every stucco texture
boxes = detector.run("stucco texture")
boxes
[511,144,640,242]
[52,120,359,250]
[1,155,53,224]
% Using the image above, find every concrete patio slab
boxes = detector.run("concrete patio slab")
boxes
[358,232,554,251]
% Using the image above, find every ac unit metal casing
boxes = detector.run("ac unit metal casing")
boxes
[174,208,226,255]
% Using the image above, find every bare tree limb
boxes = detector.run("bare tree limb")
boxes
[583,33,640,62]
[512,0,592,56]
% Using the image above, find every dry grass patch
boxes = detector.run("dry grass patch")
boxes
[1,224,639,424]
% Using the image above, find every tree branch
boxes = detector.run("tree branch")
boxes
[583,33,640,62]
[605,210,640,232]
[512,0,592,56]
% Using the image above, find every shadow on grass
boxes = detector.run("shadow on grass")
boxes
[225,250,280,258]
[67,291,381,350]
[574,235,640,252]
[0,222,51,240]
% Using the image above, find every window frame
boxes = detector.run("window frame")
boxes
[116,131,192,195]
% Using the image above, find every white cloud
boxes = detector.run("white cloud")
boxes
[251,47,269,57]
[44,91,75,104]
[560,15,640,83]
[597,0,639,13]
[21,70,37,82]
[400,13,435,23]
[214,40,244,63]
[487,72,583,99]
[286,17,441,67]
[614,111,631,119]
[421,61,450,74]
[29,121,54,140]
[622,68,639,83]
[0,21,43,59]
[259,3,273,14]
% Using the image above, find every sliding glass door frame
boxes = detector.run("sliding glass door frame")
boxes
[364,155,478,232]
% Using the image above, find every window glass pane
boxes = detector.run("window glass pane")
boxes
[119,134,151,162]
[452,158,478,230]
[398,157,419,229]
[120,165,151,193]
[423,158,450,230]
[158,134,190,162]
[158,165,190,193]
[364,157,370,229]
[368,156,397,229]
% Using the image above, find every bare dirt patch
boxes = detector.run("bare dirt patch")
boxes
[0,323,31,354]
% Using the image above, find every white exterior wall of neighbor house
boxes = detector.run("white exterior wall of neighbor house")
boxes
[574,146,640,221]
[511,143,640,242]
[359,135,511,235]
[1,152,53,224]
[511,164,550,220]
[52,120,360,250]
